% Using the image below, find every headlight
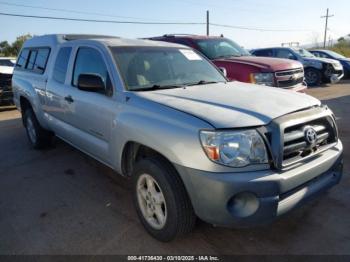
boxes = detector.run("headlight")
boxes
[250,73,274,86]
[199,130,268,167]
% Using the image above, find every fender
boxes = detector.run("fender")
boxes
[12,70,50,130]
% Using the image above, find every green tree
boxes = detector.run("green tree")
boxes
[0,34,32,57]
[0,41,12,56]
[11,34,32,56]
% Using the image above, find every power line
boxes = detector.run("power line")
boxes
[0,12,205,25]
[0,1,173,22]
[0,11,314,32]
[210,23,313,32]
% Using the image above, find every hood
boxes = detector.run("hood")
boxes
[134,82,320,128]
[340,58,350,63]
[213,56,302,72]
[0,66,14,75]
[304,57,341,65]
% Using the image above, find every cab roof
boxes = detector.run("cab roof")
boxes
[23,34,187,49]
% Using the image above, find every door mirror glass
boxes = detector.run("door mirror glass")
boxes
[77,74,105,92]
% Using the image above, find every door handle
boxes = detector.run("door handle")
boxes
[64,95,74,103]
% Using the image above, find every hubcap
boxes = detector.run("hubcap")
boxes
[136,174,167,230]
[26,117,37,144]
[305,71,318,84]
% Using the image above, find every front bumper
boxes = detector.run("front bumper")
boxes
[324,69,344,84]
[289,82,307,93]
[0,73,13,104]
[0,89,14,104]
[175,141,343,227]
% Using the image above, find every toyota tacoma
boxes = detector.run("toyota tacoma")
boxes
[12,34,343,242]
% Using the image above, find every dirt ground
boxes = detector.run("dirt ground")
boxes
[0,81,349,255]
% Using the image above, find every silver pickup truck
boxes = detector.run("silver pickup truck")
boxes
[12,34,343,242]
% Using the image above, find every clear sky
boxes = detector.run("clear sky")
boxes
[0,0,349,49]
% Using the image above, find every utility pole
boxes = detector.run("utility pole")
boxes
[321,8,334,48]
[206,10,209,36]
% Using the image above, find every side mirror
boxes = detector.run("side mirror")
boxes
[218,67,227,77]
[77,74,105,92]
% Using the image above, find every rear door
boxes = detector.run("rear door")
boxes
[45,46,74,132]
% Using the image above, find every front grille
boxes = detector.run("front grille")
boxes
[0,73,12,89]
[282,117,337,166]
[264,106,339,169]
[275,68,304,88]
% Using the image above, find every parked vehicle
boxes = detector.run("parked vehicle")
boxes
[13,34,343,242]
[0,57,16,104]
[310,49,350,78]
[251,47,344,86]
[147,35,307,92]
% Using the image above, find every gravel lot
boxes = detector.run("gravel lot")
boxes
[0,81,349,255]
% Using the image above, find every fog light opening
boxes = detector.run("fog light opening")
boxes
[227,192,259,218]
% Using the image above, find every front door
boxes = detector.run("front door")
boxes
[63,46,117,164]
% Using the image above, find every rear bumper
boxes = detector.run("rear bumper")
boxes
[175,141,343,227]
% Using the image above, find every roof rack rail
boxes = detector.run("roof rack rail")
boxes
[62,34,119,41]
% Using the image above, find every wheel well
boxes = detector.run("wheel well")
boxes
[20,96,32,113]
[121,142,174,177]
[20,96,33,125]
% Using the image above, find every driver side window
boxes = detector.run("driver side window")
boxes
[275,49,297,60]
[72,47,113,96]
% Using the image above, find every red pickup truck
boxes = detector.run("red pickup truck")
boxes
[148,34,307,92]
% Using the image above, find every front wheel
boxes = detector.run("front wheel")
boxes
[132,158,196,242]
[305,68,322,86]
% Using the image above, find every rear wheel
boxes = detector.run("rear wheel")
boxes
[132,158,196,242]
[23,109,53,149]
[305,68,322,86]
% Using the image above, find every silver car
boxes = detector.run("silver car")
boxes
[12,34,343,242]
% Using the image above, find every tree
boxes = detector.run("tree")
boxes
[0,41,11,56]
[0,34,32,57]
[11,34,32,56]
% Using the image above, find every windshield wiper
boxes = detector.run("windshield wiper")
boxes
[215,54,242,59]
[130,84,184,92]
[185,80,220,86]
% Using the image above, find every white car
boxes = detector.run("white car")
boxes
[0,57,16,74]
[0,57,16,104]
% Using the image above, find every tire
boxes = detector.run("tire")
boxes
[305,68,322,86]
[23,108,53,149]
[132,158,196,242]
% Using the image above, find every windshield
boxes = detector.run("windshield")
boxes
[324,50,346,59]
[0,59,15,67]
[110,47,226,91]
[195,38,251,59]
[293,48,315,58]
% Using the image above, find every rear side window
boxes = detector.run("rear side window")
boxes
[53,47,72,84]
[253,49,273,57]
[26,50,38,70]
[34,48,50,73]
[16,49,30,68]
[16,47,50,74]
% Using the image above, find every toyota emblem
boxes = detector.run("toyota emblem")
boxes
[304,127,318,145]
